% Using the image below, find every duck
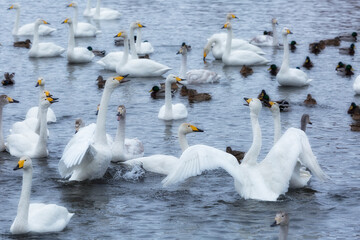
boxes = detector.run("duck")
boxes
[240,65,253,77]
[335,61,346,71]
[9,4,56,36]
[180,85,196,97]
[114,30,171,77]
[114,38,124,46]
[187,89,211,103]
[0,95,19,151]
[111,105,144,162]
[28,19,65,58]
[221,22,269,66]
[178,43,220,84]
[268,64,279,76]
[150,86,170,99]
[74,118,84,134]
[250,18,279,47]
[339,43,355,56]
[122,123,204,175]
[339,65,354,76]
[62,18,95,63]
[347,102,360,121]
[258,90,289,112]
[225,146,244,164]
[92,0,121,20]
[10,157,74,234]
[87,46,105,57]
[134,29,154,55]
[2,72,15,85]
[302,56,313,69]
[303,94,317,105]
[323,37,341,46]
[160,82,179,91]
[162,98,328,201]
[13,39,31,48]
[83,0,115,17]
[58,76,129,181]
[309,42,322,55]
[96,75,106,88]
[353,75,360,94]
[276,27,312,87]
[25,77,57,124]
[158,74,188,120]
[67,2,99,37]
[7,97,58,158]
[270,212,289,240]
[289,41,297,51]
[338,32,357,42]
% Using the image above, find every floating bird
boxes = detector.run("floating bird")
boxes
[87,46,106,57]
[339,43,355,56]
[289,40,297,51]
[302,56,313,69]
[2,72,15,85]
[258,89,290,112]
[187,89,212,103]
[250,18,279,47]
[13,39,31,48]
[240,65,253,77]
[323,37,341,46]
[180,85,196,97]
[303,94,317,105]
[67,2,99,37]
[96,75,106,88]
[268,64,279,76]
[225,146,244,164]
[338,32,357,42]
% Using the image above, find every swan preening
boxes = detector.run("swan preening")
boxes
[178,43,220,84]
[271,211,289,240]
[28,19,65,58]
[276,28,312,87]
[123,123,204,175]
[7,97,58,158]
[158,74,188,120]
[162,98,327,201]
[9,3,56,36]
[111,105,144,162]
[67,2,99,37]
[0,95,19,152]
[250,18,279,46]
[59,75,129,181]
[62,18,95,63]
[11,157,73,234]
[221,22,269,66]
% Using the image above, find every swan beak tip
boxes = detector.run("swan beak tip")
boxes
[270,221,277,227]
[13,165,20,171]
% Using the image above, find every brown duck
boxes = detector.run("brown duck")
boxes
[96,75,106,88]
[188,89,211,103]
[2,72,15,85]
[13,39,31,48]
[303,94,317,105]
[240,65,253,77]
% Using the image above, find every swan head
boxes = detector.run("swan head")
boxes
[67,2,78,8]
[301,114,312,127]
[13,156,32,171]
[203,45,211,63]
[105,75,130,88]
[130,21,145,29]
[270,212,289,227]
[272,18,278,25]
[178,123,204,135]
[117,105,126,120]
[281,27,292,36]
[8,3,20,10]
[226,13,238,21]
[114,31,128,39]
[267,101,280,115]
[221,21,232,30]
[40,97,58,109]
[0,95,19,106]
[62,18,73,24]
[244,98,262,115]
[176,43,188,55]
[35,19,50,25]
[165,74,183,84]
[75,118,84,133]
[35,77,45,87]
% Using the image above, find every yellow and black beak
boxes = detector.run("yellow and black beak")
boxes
[137,23,145,28]
[114,74,130,83]
[175,76,184,85]
[67,3,73,7]
[221,23,228,29]
[190,125,204,132]
[42,20,50,25]
[62,18,69,24]
[35,79,41,87]
[8,5,14,10]
[232,14,238,19]
[47,97,58,104]
[244,97,252,105]
[96,104,100,115]
[14,159,25,171]
[264,101,274,108]
[203,51,208,63]
[286,29,293,34]
[7,96,19,103]
[114,31,123,38]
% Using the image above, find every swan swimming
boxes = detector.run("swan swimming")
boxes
[58,75,129,181]
[11,157,74,234]
[9,3,56,36]
[67,2,99,37]
[250,18,279,46]
[158,74,188,120]
[162,98,328,201]
[83,0,114,17]
[62,18,95,63]
[93,0,121,20]
[111,105,144,162]
[0,95,19,152]
[276,28,312,87]
[135,27,154,55]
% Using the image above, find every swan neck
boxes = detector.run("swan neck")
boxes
[36,85,45,120]
[272,23,278,46]
[13,8,20,35]
[32,23,40,48]
[281,34,290,70]
[272,111,281,144]
[178,131,189,152]
[136,28,142,49]
[129,27,138,59]
[179,52,187,79]
[73,7,79,30]
[121,35,129,65]
[67,22,76,53]
[301,117,307,132]
[95,0,101,16]
[242,111,261,165]
[0,107,4,151]
[115,115,125,152]
[279,225,289,240]
[94,84,114,144]
[225,27,232,56]
[86,0,91,11]
[164,79,173,119]
[35,106,48,155]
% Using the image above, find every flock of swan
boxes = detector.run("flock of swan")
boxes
[1,1,338,237]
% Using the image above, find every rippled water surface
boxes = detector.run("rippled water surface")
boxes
[0,0,360,239]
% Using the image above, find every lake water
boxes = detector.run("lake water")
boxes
[0,0,359,239]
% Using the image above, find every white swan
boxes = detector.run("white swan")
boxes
[25,77,57,124]
[114,30,171,77]
[122,123,204,175]
[7,97,57,158]
[353,75,360,94]
[67,2,99,37]
[158,74,188,120]
[0,95,19,152]
[203,33,265,61]
[111,105,144,162]
[162,98,328,201]
[250,18,279,46]
[178,43,220,84]
[58,76,129,181]
[9,3,56,36]
[276,28,312,87]
[28,19,65,58]
[83,0,113,17]
[11,157,73,234]
[135,27,154,55]
[93,0,120,20]
[63,18,95,63]
[221,22,269,66]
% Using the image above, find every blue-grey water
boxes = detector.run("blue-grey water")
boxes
[0,0,359,239]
